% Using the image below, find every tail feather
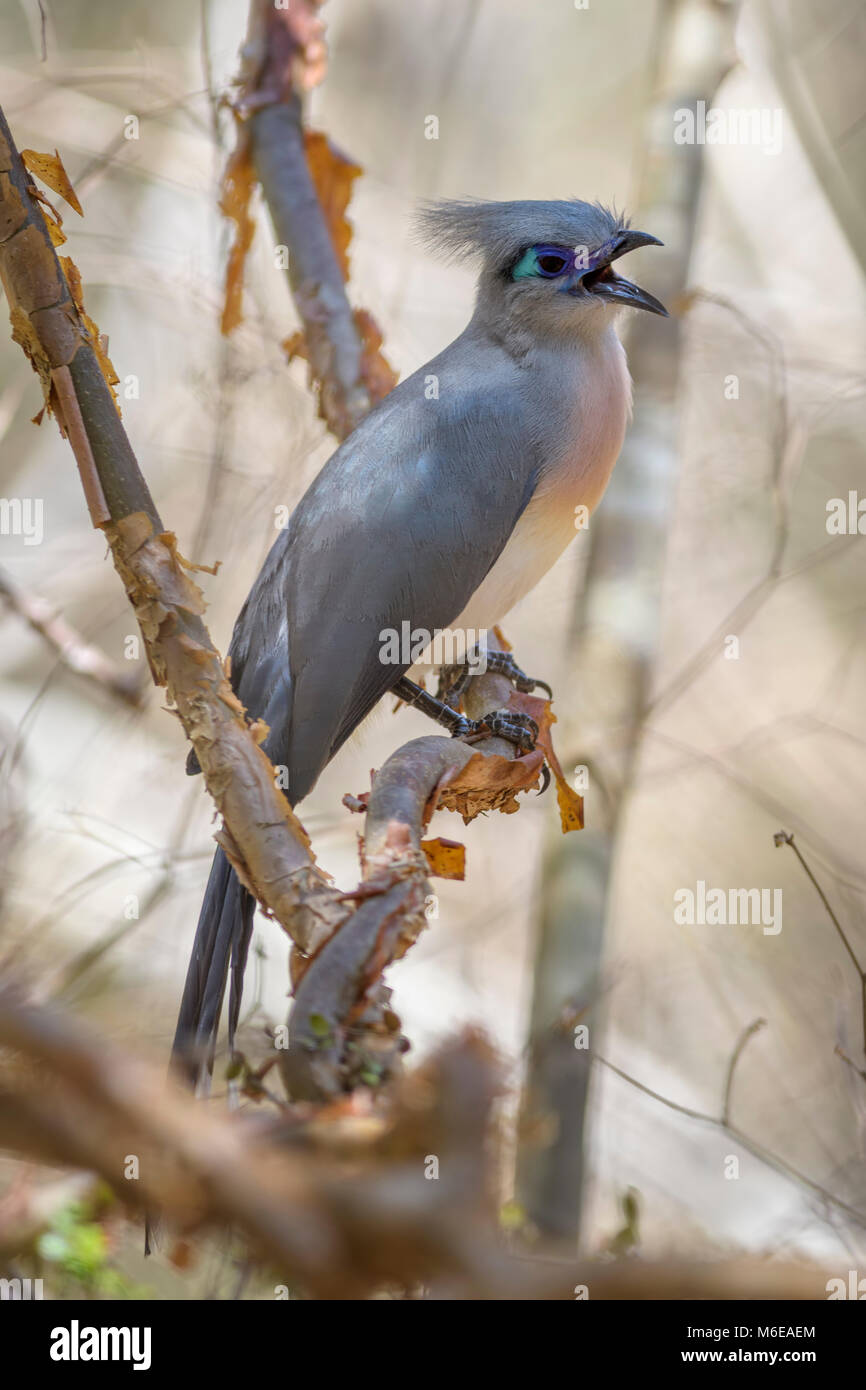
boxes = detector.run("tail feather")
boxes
[148,849,253,1253]
[171,847,255,1088]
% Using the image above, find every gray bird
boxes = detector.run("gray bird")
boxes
[172,198,666,1082]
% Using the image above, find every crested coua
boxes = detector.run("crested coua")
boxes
[173,198,666,1082]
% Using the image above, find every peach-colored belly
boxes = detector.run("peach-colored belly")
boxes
[453,335,631,631]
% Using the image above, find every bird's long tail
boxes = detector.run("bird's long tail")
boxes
[146,849,253,1253]
[170,846,255,1089]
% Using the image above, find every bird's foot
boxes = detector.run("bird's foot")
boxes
[482,649,553,698]
[436,650,553,706]
[393,676,548,788]
[436,662,474,710]
[393,677,539,752]
[449,708,539,754]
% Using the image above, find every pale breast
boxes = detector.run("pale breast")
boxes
[452,329,631,633]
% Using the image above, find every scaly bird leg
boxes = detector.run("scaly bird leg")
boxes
[392,675,539,754]
[482,648,553,698]
[437,649,553,706]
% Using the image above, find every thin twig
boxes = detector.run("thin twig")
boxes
[775,829,866,1056]
[722,1017,766,1127]
[36,0,47,62]
[597,1051,866,1230]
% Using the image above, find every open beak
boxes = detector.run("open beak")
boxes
[578,229,668,317]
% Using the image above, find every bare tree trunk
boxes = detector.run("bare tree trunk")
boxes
[515,0,739,1246]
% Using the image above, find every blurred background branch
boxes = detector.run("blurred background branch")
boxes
[515,0,739,1248]
[0,563,144,706]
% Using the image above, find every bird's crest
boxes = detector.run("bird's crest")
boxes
[415,198,629,272]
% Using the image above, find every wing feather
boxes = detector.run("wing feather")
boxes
[227,341,540,802]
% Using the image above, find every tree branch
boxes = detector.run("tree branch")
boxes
[0,564,143,707]
[0,102,340,960]
[0,989,829,1300]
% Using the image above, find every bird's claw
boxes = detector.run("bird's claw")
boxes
[484,650,553,700]
[438,651,553,706]
[483,709,538,752]
[450,708,539,752]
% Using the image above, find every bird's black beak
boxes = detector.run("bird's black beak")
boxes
[580,229,668,317]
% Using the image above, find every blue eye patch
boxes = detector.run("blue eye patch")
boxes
[511,235,624,283]
[511,244,575,280]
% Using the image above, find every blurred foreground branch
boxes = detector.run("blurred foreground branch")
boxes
[0,989,829,1300]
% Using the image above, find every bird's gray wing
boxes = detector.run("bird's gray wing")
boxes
[228,358,541,803]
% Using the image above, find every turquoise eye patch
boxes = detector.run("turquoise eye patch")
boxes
[511,244,575,280]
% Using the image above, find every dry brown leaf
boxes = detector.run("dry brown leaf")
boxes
[420,837,466,880]
[9,302,50,396]
[304,130,361,280]
[27,185,66,246]
[219,130,257,336]
[432,746,545,824]
[507,692,584,833]
[221,111,397,410]
[282,330,306,365]
[59,254,121,411]
[301,131,397,406]
[21,148,83,217]
[353,307,399,405]
[171,546,221,577]
[168,1238,195,1271]
[44,216,66,248]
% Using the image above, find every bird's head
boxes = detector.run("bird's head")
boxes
[416,198,667,342]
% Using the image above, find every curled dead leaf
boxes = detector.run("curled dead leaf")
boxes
[432,746,545,824]
[171,546,221,577]
[420,837,466,880]
[21,148,83,217]
[506,692,584,833]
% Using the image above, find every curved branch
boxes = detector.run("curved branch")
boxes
[0,103,341,957]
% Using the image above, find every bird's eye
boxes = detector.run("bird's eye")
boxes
[536,252,569,277]
[511,245,573,281]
